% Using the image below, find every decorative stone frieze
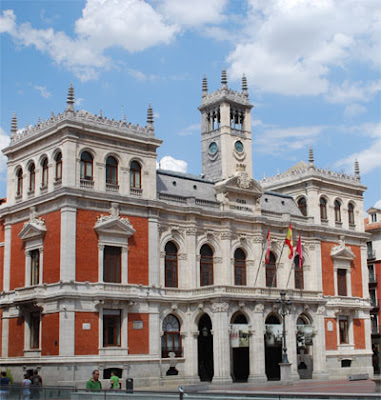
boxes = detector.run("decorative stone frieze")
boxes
[212,302,229,313]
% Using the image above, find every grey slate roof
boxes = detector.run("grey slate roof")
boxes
[157,170,303,216]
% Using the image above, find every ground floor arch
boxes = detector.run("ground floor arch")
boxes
[264,313,282,381]
[230,313,249,382]
[198,313,214,381]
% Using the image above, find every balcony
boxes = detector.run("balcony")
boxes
[80,178,94,189]
[106,182,119,192]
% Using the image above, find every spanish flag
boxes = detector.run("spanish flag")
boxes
[264,229,271,264]
[296,234,303,268]
[285,223,293,259]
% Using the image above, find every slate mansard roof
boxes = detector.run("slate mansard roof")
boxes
[157,169,303,217]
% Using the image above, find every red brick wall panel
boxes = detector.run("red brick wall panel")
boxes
[42,211,61,284]
[10,221,27,290]
[76,210,99,282]
[128,313,149,354]
[42,313,59,356]
[0,309,2,357]
[325,318,337,350]
[321,242,335,296]
[75,312,99,355]
[350,246,363,298]
[0,247,3,293]
[8,316,24,357]
[123,216,148,285]
[353,318,365,349]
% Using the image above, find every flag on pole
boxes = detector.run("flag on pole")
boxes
[264,229,271,264]
[296,234,303,268]
[285,223,293,259]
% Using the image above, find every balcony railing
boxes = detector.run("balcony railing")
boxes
[80,178,94,189]
[368,250,376,259]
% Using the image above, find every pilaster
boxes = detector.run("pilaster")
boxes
[3,223,11,291]
[60,205,77,281]
[148,215,160,287]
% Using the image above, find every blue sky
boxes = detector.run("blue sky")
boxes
[1,0,380,211]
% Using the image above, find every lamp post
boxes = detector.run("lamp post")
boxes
[276,290,292,364]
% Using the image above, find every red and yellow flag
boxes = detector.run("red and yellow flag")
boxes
[285,223,293,259]
[264,229,271,264]
[296,234,303,268]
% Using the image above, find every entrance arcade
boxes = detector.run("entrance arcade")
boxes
[198,314,214,382]
[264,314,282,380]
[231,313,249,382]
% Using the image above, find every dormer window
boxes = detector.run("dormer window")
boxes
[80,151,93,181]
[371,213,377,223]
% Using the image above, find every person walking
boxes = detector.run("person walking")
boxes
[0,372,10,400]
[30,370,42,400]
[86,370,102,392]
[21,374,31,400]
[109,372,121,390]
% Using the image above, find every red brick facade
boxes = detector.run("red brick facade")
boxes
[75,312,99,355]
[128,313,149,354]
[325,317,338,350]
[8,316,25,357]
[42,313,60,356]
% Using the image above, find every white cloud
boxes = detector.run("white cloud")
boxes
[158,155,187,173]
[335,122,381,174]
[343,104,366,119]
[374,199,381,209]
[157,0,228,27]
[177,123,200,136]
[255,125,325,154]
[0,127,10,176]
[75,98,84,106]
[228,0,381,96]
[326,80,381,104]
[34,85,51,98]
[0,1,178,81]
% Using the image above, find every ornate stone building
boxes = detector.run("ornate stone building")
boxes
[0,72,373,387]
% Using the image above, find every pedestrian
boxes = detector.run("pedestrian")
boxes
[109,372,121,390]
[21,374,31,400]
[86,370,102,392]
[0,372,10,400]
[30,370,42,400]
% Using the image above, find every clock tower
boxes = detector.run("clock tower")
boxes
[199,69,253,182]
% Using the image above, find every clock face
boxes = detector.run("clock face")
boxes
[235,140,244,153]
[209,142,218,154]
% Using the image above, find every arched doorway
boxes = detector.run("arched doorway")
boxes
[231,313,249,382]
[198,314,214,381]
[264,314,282,380]
[296,314,313,379]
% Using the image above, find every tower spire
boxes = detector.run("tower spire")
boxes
[308,147,314,165]
[354,159,360,180]
[241,74,248,97]
[11,113,18,138]
[202,74,208,97]
[221,68,227,88]
[147,104,154,131]
[65,83,75,113]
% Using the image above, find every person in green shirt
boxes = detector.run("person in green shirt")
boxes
[86,370,102,392]
[109,372,121,390]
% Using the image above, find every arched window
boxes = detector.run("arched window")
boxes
[80,151,93,180]
[348,203,355,225]
[165,241,178,288]
[55,152,62,182]
[200,244,213,286]
[334,200,341,222]
[234,248,246,286]
[28,163,35,192]
[161,314,181,358]
[16,167,23,196]
[266,252,276,287]
[297,197,307,216]
[130,161,141,189]
[320,198,327,220]
[41,157,48,188]
[106,156,118,185]
[294,255,304,290]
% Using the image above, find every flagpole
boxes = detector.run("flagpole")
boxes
[254,241,265,287]
[271,240,285,288]
[286,253,295,288]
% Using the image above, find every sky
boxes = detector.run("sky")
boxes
[0,0,380,211]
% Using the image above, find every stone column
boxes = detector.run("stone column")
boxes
[1,309,9,357]
[248,303,267,383]
[3,223,11,291]
[212,302,232,384]
[59,302,75,356]
[286,310,299,380]
[312,306,329,379]
[60,205,77,281]
[185,226,197,289]
[219,230,231,285]
[148,214,159,287]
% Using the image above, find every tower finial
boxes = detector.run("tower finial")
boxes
[242,74,248,96]
[221,68,227,88]
[202,74,208,97]
[65,83,75,113]
[11,113,18,137]
[308,147,314,165]
[147,104,154,129]
[354,159,360,180]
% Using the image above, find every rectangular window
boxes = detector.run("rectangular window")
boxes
[30,249,40,285]
[371,213,377,222]
[103,246,121,283]
[30,312,40,349]
[339,317,349,344]
[369,265,375,282]
[103,309,121,347]
[337,269,347,296]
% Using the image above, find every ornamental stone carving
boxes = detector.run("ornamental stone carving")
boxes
[317,306,326,315]
[254,303,264,313]
[212,302,229,313]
